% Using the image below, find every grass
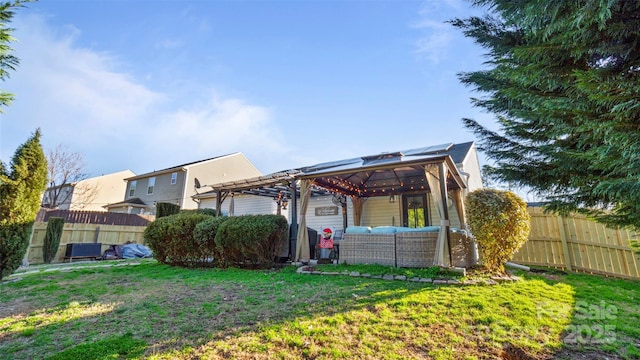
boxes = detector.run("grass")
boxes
[1,260,638,359]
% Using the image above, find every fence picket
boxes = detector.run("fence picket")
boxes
[511,206,640,280]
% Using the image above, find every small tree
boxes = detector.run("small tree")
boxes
[42,144,92,209]
[42,217,64,263]
[466,188,530,273]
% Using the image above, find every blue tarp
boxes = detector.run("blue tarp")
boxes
[122,243,153,259]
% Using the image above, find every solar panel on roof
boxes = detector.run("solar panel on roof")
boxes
[402,143,453,156]
[302,157,362,173]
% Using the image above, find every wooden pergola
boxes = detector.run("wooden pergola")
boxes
[294,145,469,266]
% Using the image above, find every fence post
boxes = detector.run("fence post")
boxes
[557,216,573,271]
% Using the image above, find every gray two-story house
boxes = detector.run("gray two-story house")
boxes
[105,153,261,215]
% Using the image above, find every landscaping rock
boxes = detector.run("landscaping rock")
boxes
[349,271,360,277]
[382,274,395,281]
[394,275,407,281]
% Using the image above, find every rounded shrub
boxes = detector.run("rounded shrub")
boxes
[465,188,531,273]
[144,212,213,267]
[193,216,229,264]
[214,215,288,267]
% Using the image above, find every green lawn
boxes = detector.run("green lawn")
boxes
[1,260,638,359]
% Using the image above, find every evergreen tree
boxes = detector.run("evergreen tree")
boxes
[0,1,26,111]
[452,1,640,230]
[0,129,48,279]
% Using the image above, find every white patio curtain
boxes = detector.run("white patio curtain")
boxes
[295,179,313,262]
[424,164,450,267]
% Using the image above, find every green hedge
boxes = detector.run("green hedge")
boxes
[156,202,181,218]
[144,212,214,267]
[0,222,34,279]
[193,216,230,265]
[42,217,65,264]
[214,215,288,267]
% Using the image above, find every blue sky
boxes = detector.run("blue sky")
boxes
[0,0,493,178]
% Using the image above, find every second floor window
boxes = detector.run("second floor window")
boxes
[129,181,137,198]
[147,177,155,195]
[171,172,177,185]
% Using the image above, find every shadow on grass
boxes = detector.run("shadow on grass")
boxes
[517,269,640,360]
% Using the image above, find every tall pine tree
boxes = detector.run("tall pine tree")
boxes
[452,1,640,230]
[0,129,48,279]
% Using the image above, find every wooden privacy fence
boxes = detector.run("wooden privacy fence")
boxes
[26,222,147,264]
[512,206,640,280]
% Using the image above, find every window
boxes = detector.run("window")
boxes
[147,177,155,195]
[128,181,137,198]
[171,172,177,185]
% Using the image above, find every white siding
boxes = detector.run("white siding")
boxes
[361,197,401,227]
[199,194,278,217]
[304,196,347,233]
[457,143,483,193]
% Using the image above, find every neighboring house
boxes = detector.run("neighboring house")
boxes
[105,153,261,215]
[41,170,136,212]
[192,141,483,232]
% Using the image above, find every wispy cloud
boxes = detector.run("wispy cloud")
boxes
[411,0,468,63]
[3,13,287,176]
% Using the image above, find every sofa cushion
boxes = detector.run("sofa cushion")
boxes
[345,226,372,234]
[395,226,441,233]
[370,226,398,234]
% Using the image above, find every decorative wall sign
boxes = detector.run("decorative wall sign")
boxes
[315,206,339,216]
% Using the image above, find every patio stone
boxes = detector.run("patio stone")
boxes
[371,275,382,279]
[382,274,395,281]
[419,278,433,283]
[323,271,340,276]
[360,273,371,278]
[349,271,360,277]
[409,277,421,282]
[394,275,407,281]
[433,279,448,285]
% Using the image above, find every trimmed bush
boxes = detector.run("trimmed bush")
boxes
[214,215,288,267]
[42,217,65,263]
[156,202,180,218]
[466,188,531,273]
[193,216,229,264]
[144,212,213,267]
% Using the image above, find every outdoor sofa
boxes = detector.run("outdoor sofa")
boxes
[339,225,476,268]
